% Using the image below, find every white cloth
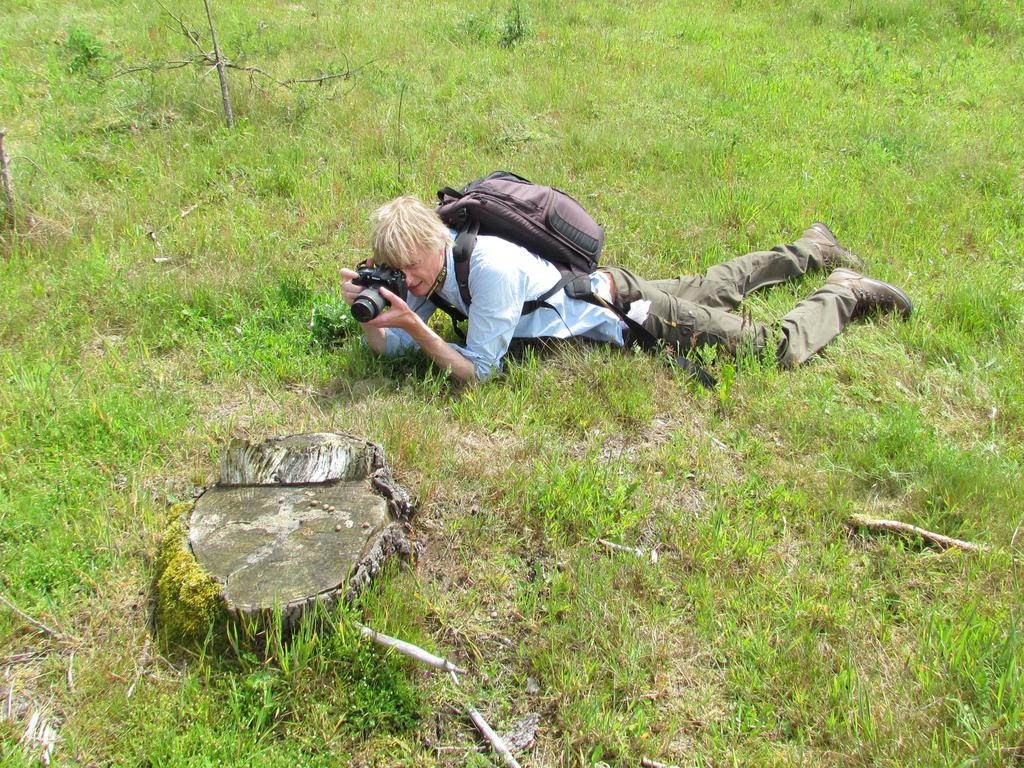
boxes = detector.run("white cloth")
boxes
[382,234,623,380]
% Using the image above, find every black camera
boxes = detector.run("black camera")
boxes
[350,260,408,323]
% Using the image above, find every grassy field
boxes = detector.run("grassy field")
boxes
[1,0,1022,765]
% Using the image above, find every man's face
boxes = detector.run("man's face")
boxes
[401,246,444,297]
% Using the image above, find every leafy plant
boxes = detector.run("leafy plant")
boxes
[64,27,105,73]
[716,361,736,409]
[309,297,357,347]
[499,1,530,48]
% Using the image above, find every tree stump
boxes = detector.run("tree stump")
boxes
[156,433,415,640]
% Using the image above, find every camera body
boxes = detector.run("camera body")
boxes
[350,261,408,323]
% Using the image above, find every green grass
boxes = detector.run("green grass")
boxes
[2,0,1022,765]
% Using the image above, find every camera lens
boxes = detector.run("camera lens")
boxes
[351,286,389,323]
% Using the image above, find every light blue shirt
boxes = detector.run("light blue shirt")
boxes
[381,234,624,380]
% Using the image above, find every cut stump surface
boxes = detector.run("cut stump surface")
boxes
[175,433,414,627]
[189,482,389,612]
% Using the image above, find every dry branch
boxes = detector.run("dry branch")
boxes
[19,711,58,766]
[641,759,680,768]
[142,199,204,248]
[107,58,199,79]
[126,635,151,699]
[0,129,14,230]
[597,538,659,563]
[66,651,75,692]
[356,623,466,675]
[202,0,234,128]
[154,0,206,54]
[0,594,63,640]
[3,651,45,666]
[111,55,356,91]
[447,671,522,768]
[848,514,987,553]
[357,622,523,767]
[466,704,521,768]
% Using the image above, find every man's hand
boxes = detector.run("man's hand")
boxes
[340,267,363,307]
[358,288,420,331]
[340,265,389,354]
[342,270,421,332]
[339,267,476,382]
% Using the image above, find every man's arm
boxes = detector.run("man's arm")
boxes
[364,289,476,381]
[341,268,474,380]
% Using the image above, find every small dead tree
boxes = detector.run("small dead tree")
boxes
[201,0,233,128]
[108,1,363,128]
[0,128,14,230]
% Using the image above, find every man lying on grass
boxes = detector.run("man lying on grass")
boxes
[340,196,912,383]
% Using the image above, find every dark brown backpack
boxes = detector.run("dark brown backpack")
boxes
[433,171,716,388]
[435,171,605,310]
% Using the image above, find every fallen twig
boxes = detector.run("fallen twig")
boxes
[448,671,521,768]
[847,514,987,553]
[355,623,466,675]
[466,703,521,768]
[143,199,205,249]
[0,128,15,230]
[19,710,58,766]
[126,635,151,699]
[66,651,75,692]
[359,622,522,766]
[3,651,48,667]
[0,595,63,640]
[597,538,659,564]
[641,759,680,768]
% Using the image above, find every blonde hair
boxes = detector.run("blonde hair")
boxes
[370,196,452,268]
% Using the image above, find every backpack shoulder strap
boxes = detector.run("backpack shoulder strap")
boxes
[429,293,468,343]
[452,229,579,318]
[452,222,478,307]
[521,272,578,315]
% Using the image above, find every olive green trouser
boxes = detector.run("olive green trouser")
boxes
[605,236,859,367]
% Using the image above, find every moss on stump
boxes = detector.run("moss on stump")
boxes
[153,502,225,645]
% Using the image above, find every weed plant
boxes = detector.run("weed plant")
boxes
[1,0,1022,765]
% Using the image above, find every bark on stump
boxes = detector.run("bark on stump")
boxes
[157,433,415,640]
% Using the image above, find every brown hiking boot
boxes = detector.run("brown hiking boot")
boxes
[803,222,866,271]
[826,268,913,319]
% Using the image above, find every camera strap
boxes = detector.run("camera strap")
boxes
[425,256,448,299]
[426,257,469,342]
